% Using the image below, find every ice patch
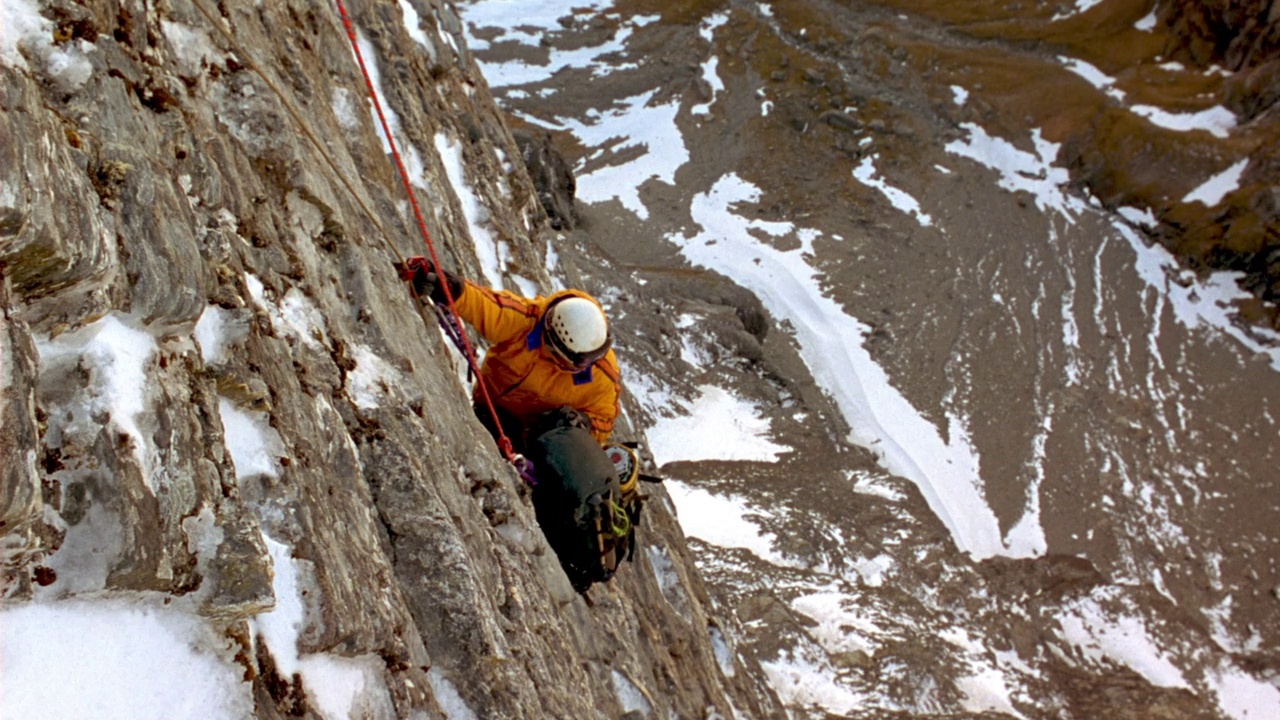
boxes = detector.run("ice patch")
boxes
[611,670,653,716]
[709,626,736,677]
[332,87,360,131]
[646,544,687,611]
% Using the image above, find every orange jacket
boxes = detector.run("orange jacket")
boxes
[452,281,621,444]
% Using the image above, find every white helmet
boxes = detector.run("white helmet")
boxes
[546,297,611,368]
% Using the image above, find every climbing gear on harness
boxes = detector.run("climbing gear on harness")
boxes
[545,297,611,370]
[528,419,640,593]
[605,443,640,497]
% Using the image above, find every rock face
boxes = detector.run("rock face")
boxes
[1157,0,1280,308]
[0,1,782,717]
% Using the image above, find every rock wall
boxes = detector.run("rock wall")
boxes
[0,1,782,717]
[1155,0,1280,310]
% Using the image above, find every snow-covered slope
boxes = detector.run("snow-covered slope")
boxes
[456,1,1280,718]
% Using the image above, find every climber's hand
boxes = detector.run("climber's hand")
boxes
[396,256,440,300]
[395,256,464,303]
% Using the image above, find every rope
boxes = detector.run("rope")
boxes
[331,0,520,466]
[191,0,525,474]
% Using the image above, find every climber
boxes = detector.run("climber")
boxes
[396,256,621,455]
[398,255,645,594]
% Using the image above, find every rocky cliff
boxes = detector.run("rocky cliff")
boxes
[0,1,782,717]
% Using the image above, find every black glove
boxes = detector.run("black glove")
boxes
[396,256,464,303]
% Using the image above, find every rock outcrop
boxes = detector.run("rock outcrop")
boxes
[0,1,782,717]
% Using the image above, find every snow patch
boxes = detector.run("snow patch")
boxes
[427,668,480,720]
[671,174,1013,559]
[1060,56,1126,101]
[345,344,405,410]
[161,20,221,78]
[1052,0,1105,20]
[691,55,723,117]
[563,91,688,220]
[0,600,253,720]
[195,304,248,366]
[245,274,331,350]
[1115,221,1280,371]
[853,156,933,227]
[945,124,1079,218]
[352,30,431,188]
[398,0,432,49]
[646,384,789,464]
[1130,104,1237,139]
[1182,159,1248,206]
[1056,594,1189,689]
[218,398,286,480]
[252,535,394,720]
[0,0,95,90]
[36,315,158,482]
[762,646,862,717]
[665,480,797,568]
[436,131,504,288]
[611,670,653,716]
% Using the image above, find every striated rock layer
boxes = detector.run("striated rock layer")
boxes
[0,1,782,717]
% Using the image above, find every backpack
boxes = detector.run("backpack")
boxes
[528,423,642,593]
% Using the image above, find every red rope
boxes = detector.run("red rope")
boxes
[334,0,518,463]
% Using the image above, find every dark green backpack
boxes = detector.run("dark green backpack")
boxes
[529,424,639,593]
